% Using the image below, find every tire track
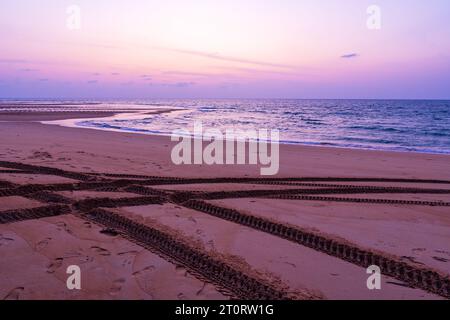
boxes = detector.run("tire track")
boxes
[81,208,307,300]
[73,196,165,211]
[0,161,95,181]
[267,195,450,207]
[2,160,450,185]
[192,187,450,201]
[123,185,173,197]
[0,170,34,174]
[89,174,450,185]
[180,199,450,298]
[0,205,71,224]
[24,191,73,204]
[0,180,17,189]
[1,161,450,299]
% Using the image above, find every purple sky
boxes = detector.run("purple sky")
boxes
[0,0,449,99]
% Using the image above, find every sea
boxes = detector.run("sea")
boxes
[1,99,449,154]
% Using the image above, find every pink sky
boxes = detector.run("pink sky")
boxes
[0,0,449,99]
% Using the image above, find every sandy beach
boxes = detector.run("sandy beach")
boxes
[0,110,449,300]
[1,0,449,310]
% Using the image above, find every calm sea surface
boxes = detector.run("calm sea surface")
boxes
[2,99,449,154]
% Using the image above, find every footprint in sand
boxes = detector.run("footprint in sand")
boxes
[196,283,207,297]
[3,287,25,300]
[132,265,155,276]
[121,257,134,268]
[435,249,450,257]
[284,261,297,268]
[110,278,125,295]
[35,238,52,251]
[177,293,187,300]
[0,234,14,247]
[29,151,53,160]
[188,216,197,224]
[90,246,111,256]
[83,221,92,229]
[47,257,64,274]
[56,222,73,235]
[117,250,139,256]
[63,249,94,264]
[432,256,449,263]
[401,256,424,265]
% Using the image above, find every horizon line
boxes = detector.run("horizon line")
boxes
[1,97,449,101]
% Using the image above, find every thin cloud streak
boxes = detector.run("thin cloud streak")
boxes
[212,65,310,77]
[341,53,359,59]
[163,70,214,77]
[153,46,298,70]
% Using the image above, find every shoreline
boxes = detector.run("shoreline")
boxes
[1,109,448,157]
[47,123,450,157]
[0,113,449,180]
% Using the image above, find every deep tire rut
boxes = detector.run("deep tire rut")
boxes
[180,199,450,298]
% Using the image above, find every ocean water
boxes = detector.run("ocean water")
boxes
[2,99,450,154]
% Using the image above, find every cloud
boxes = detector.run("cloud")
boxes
[33,38,296,70]
[0,59,29,64]
[163,70,212,77]
[154,46,297,70]
[173,81,196,88]
[20,68,39,72]
[141,74,152,81]
[111,72,120,76]
[0,58,76,66]
[87,80,98,84]
[341,53,359,59]
[38,78,49,82]
[157,81,196,88]
[213,65,303,77]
